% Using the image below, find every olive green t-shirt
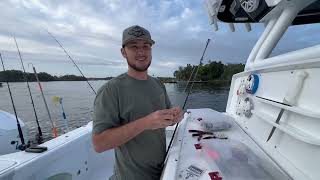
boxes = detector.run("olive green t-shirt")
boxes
[93,73,171,180]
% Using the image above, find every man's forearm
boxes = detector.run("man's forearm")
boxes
[92,117,147,153]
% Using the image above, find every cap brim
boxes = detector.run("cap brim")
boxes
[123,38,155,46]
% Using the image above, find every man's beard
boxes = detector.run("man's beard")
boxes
[127,59,151,72]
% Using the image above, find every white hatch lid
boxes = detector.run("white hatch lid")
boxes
[0,110,25,131]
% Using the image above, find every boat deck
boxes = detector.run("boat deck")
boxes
[162,108,291,180]
[0,109,293,180]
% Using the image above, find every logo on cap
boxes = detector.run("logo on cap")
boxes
[128,26,146,37]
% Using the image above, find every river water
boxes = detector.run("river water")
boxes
[0,80,229,142]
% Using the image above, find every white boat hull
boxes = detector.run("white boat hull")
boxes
[0,122,114,180]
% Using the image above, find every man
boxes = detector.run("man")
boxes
[92,25,184,180]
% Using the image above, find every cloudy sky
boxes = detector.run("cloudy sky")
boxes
[0,0,319,77]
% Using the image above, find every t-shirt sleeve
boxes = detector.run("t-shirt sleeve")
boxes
[93,83,120,134]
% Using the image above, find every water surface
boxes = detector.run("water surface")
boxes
[0,81,229,142]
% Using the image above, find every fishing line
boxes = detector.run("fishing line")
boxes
[30,64,58,138]
[45,29,97,95]
[163,39,211,166]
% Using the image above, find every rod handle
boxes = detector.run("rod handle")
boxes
[52,127,58,138]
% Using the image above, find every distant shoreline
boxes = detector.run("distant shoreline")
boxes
[0,70,114,82]
[0,79,111,82]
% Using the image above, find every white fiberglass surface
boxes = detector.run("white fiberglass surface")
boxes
[201,140,274,179]
[166,108,290,180]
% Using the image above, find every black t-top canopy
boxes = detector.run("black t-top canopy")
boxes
[216,0,320,25]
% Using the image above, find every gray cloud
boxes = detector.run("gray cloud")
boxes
[0,0,319,77]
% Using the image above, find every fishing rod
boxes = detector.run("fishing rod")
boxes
[163,39,211,165]
[182,65,197,94]
[30,64,58,138]
[0,53,27,150]
[13,37,44,144]
[45,29,97,95]
[181,39,210,110]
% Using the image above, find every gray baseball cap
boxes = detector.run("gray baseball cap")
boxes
[122,25,155,46]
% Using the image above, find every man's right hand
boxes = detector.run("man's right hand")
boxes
[143,109,175,130]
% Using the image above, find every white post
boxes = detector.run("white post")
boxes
[245,18,277,70]
[255,8,298,61]
[213,17,219,31]
[245,0,316,70]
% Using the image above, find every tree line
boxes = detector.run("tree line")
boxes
[0,70,103,82]
[0,61,244,83]
[173,61,244,81]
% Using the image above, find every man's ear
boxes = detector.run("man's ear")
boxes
[121,48,127,58]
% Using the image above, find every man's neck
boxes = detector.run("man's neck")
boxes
[127,68,148,80]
